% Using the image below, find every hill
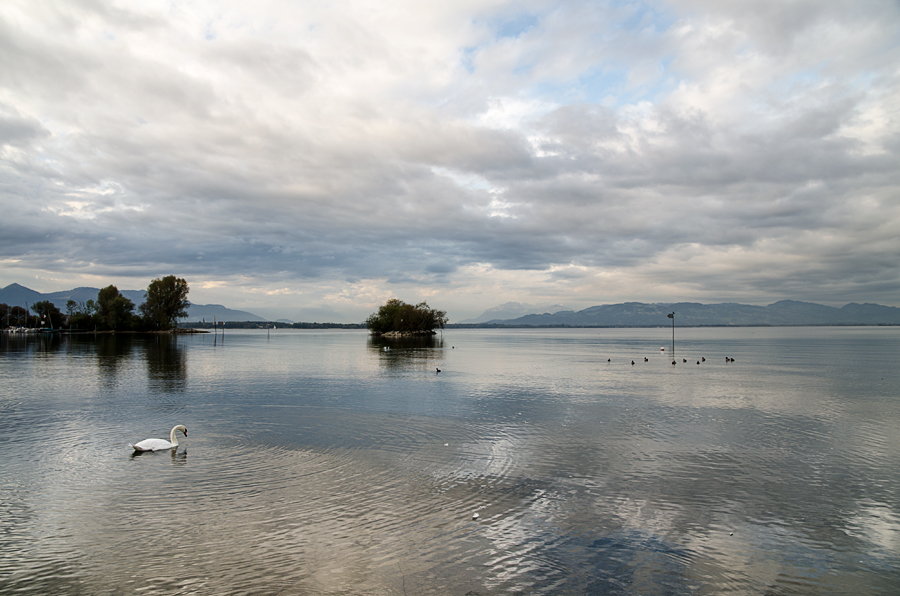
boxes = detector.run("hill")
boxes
[469,300,900,326]
[457,301,572,323]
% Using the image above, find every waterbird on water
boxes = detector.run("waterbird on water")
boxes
[130,425,187,452]
[436,367,441,373]
[644,357,648,362]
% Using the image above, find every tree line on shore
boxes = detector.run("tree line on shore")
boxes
[1,276,190,332]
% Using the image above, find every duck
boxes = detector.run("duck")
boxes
[436,367,441,373]
[130,425,187,452]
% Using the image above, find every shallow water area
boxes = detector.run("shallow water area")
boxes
[1,327,899,595]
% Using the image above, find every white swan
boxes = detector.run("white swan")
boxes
[129,425,187,452]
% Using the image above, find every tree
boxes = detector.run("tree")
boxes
[96,285,137,331]
[66,299,96,330]
[140,275,190,330]
[8,305,28,327]
[366,298,447,335]
[32,300,64,328]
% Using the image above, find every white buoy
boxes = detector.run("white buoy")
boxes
[472,512,479,520]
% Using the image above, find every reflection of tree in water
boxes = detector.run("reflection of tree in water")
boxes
[368,335,445,369]
[146,334,187,393]
[94,335,135,390]
[0,332,62,356]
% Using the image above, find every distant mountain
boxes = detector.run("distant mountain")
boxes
[0,283,265,322]
[0,283,47,308]
[471,300,900,326]
[42,286,147,307]
[457,301,572,324]
[182,303,265,322]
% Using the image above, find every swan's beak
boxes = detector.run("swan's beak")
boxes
[184,429,188,437]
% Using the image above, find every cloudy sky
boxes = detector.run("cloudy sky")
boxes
[1,0,898,322]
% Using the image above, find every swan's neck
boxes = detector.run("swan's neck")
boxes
[169,426,186,446]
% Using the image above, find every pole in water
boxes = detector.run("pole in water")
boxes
[667,312,675,355]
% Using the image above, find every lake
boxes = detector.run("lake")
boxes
[1,326,898,595]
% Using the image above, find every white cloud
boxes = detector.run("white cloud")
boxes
[1,0,899,320]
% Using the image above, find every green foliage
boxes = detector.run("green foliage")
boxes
[31,300,64,328]
[65,299,97,330]
[12,306,28,326]
[140,275,190,330]
[3,305,31,327]
[365,298,447,335]
[96,285,138,331]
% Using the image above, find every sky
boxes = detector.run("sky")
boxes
[1,0,898,323]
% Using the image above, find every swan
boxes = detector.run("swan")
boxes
[130,425,187,452]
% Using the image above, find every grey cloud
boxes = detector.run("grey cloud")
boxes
[0,107,49,147]
[1,0,898,311]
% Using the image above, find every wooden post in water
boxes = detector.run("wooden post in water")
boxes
[667,312,675,355]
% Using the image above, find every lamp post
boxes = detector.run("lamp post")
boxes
[667,312,675,355]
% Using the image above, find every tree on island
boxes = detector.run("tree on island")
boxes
[96,285,138,331]
[366,298,448,335]
[140,275,190,330]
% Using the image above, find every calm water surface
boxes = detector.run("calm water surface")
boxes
[1,327,898,595]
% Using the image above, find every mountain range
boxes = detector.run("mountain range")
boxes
[457,301,572,323]
[466,300,900,326]
[0,283,264,322]
[4,283,900,326]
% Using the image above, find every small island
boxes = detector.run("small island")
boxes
[366,299,448,337]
